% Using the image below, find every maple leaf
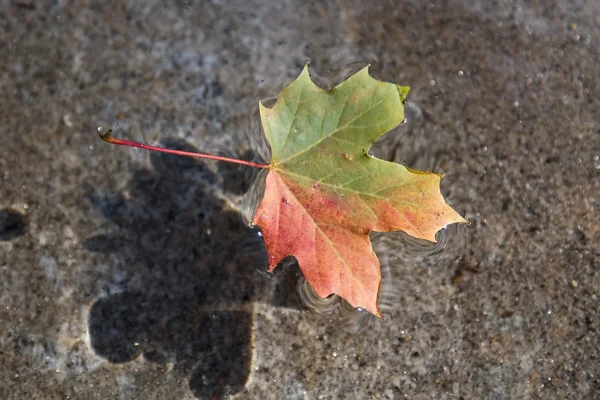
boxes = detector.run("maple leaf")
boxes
[253,66,467,316]
[99,65,467,317]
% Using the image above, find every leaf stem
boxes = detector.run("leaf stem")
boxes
[99,130,270,169]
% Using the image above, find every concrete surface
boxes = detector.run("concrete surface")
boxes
[1,0,599,399]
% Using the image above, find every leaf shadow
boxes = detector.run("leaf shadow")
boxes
[84,138,299,399]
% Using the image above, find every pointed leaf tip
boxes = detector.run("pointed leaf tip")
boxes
[301,63,310,77]
[397,85,410,102]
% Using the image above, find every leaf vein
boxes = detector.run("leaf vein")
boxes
[275,173,370,294]
[276,96,388,165]
[278,83,304,155]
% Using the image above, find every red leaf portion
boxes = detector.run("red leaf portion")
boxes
[254,170,381,315]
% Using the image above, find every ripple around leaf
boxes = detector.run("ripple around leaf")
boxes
[292,221,466,329]
[237,61,466,324]
[339,299,376,333]
[245,96,274,164]
[369,102,421,162]
[373,223,468,315]
[296,277,340,314]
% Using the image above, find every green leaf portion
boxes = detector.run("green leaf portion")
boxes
[260,65,409,167]
[259,65,452,240]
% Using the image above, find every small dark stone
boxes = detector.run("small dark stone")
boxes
[0,209,28,241]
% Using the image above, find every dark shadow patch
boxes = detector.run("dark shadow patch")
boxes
[0,208,28,241]
[270,260,303,310]
[84,138,293,399]
[218,149,262,196]
[88,292,144,363]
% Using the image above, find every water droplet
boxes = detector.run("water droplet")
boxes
[457,70,464,77]
[97,126,103,132]
[429,79,436,86]
[62,114,73,127]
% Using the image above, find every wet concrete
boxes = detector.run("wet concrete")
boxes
[1,0,598,399]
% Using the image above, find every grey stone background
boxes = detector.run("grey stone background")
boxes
[1,0,598,399]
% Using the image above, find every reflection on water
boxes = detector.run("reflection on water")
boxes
[373,224,467,314]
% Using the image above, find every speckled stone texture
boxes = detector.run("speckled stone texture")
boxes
[1,0,599,399]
